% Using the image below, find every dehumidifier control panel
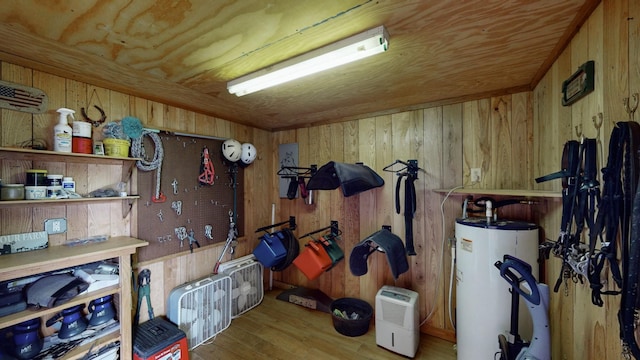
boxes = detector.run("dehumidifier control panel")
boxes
[380,290,411,303]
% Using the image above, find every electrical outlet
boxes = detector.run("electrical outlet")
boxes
[45,218,67,234]
[471,168,482,183]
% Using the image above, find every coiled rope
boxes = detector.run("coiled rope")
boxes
[131,130,164,200]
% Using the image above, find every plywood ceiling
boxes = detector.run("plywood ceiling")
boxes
[0,0,599,131]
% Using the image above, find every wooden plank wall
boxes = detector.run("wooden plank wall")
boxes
[532,1,640,359]
[2,0,637,355]
[270,90,538,340]
[0,61,273,324]
[270,0,640,352]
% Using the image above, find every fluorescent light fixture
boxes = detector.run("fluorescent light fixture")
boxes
[227,25,389,96]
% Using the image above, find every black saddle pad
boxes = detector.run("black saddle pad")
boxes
[307,161,384,197]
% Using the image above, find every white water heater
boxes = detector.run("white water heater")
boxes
[455,218,538,360]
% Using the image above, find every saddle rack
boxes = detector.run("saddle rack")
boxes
[255,216,297,234]
[277,165,318,179]
[299,220,341,240]
[383,159,423,177]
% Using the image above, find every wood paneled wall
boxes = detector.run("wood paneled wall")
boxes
[1,0,637,357]
[271,1,640,354]
[532,1,640,359]
[270,91,538,340]
[0,61,273,324]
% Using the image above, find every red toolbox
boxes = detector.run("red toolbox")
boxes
[133,317,189,360]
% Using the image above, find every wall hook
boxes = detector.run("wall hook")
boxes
[575,124,582,139]
[592,113,603,134]
[592,112,604,182]
[624,93,639,121]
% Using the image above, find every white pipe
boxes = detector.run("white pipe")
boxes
[485,200,493,225]
[269,203,275,291]
[422,184,463,325]
[448,238,456,329]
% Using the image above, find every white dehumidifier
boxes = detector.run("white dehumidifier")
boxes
[375,285,420,358]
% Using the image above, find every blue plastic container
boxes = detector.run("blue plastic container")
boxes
[253,232,287,267]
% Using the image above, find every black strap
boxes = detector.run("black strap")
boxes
[395,175,402,214]
[620,176,640,358]
[394,172,418,256]
[589,122,640,306]
[404,175,417,256]
[616,121,640,355]
[286,177,298,199]
[549,140,584,292]
[574,139,599,238]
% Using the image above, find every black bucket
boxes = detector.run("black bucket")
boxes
[330,297,373,337]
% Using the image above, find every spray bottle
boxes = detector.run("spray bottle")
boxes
[54,108,74,153]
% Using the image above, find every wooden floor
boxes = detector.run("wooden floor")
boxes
[190,290,457,360]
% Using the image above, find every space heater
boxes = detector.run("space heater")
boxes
[217,254,264,318]
[375,285,419,358]
[167,274,232,350]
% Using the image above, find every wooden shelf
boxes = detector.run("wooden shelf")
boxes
[0,148,147,359]
[0,195,140,207]
[0,236,147,281]
[0,146,140,163]
[64,330,121,360]
[0,285,119,329]
[0,146,140,183]
[433,188,561,198]
[63,331,120,360]
[0,236,146,359]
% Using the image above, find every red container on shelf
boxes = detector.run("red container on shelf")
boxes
[72,137,92,154]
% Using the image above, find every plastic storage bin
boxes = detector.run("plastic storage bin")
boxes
[133,317,189,360]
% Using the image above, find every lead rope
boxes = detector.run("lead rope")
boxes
[131,130,164,201]
[621,177,640,359]
[589,122,640,309]
[619,121,640,359]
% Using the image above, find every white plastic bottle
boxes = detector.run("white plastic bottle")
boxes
[62,177,75,193]
[54,108,74,152]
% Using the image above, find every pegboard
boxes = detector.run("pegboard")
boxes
[136,133,244,263]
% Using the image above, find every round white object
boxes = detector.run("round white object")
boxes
[222,139,242,162]
[240,143,257,164]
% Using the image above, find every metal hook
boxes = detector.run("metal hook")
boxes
[624,93,639,121]
[575,124,583,139]
[592,113,603,134]
[593,113,604,178]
